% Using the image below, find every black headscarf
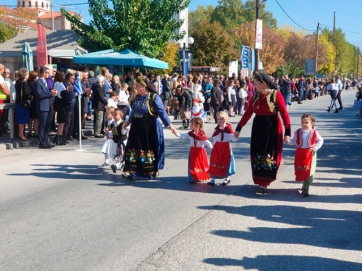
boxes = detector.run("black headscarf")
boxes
[253,71,280,90]
[135,76,158,94]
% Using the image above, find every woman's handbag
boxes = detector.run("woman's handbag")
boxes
[184,110,192,119]
[20,82,30,108]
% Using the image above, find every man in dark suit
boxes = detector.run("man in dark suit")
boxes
[34,66,57,148]
[91,75,107,137]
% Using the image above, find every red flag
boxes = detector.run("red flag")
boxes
[36,23,48,67]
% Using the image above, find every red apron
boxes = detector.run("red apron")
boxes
[294,148,313,181]
[208,141,231,178]
[189,147,210,181]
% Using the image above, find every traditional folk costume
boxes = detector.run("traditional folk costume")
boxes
[110,119,129,171]
[208,123,237,185]
[123,92,171,179]
[100,119,118,166]
[177,130,213,182]
[288,128,323,192]
[236,72,291,188]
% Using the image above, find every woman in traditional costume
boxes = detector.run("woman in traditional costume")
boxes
[207,111,238,187]
[234,71,291,194]
[177,117,213,183]
[121,75,177,180]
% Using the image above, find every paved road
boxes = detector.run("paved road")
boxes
[1,90,361,270]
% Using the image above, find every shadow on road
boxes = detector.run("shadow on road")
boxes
[197,203,362,251]
[203,255,362,270]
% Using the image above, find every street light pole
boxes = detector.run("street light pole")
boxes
[255,0,260,72]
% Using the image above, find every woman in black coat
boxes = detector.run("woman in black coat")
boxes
[175,85,192,129]
[210,79,223,123]
[27,70,38,138]
[15,68,32,141]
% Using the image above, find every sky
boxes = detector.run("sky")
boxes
[2,0,362,46]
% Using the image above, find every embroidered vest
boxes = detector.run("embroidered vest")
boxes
[252,89,278,113]
[296,128,316,148]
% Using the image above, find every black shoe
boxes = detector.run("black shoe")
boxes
[302,189,309,197]
[222,179,230,186]
[334,109,338,113]
[207,180,215,187]
[189,179,195,184]
[121,173,133,180]
[39,144,51,149]
[298,102,303,104]
[94,134,104,138]
[326,109,330,112]
[111,165,117,173]
[339,107,343,110]
[256,186,267,195]
[81,136,88,140]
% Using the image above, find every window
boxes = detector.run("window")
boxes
[41,2,43,8]
[22,1,25,7]
[46,3,48,9]
[29,1,31,7]
[35,1,38,7]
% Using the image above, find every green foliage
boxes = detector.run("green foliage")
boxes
[243,0,277,28]
[190,19,239,73]
[61,0,190,58]
[210,0,245,31]
[189,5,215,34]
[0,22,17,43]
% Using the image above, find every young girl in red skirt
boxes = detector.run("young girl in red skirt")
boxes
[287,114,324,196]
[176,117,213,183]
[207,111,238,186]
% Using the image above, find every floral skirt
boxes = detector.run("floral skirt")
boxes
[123,116,159,178]
[250,114,283,186]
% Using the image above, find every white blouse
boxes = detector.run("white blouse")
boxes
[118,90,130,106]
[212,127,238,143]
[177,133,213,148]
[54,81,66,99]
[227,87,236,101]
[289,129,324,151]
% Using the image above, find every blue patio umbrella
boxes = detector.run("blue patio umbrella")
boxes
[72,48,168,69]
[22,42,34,71]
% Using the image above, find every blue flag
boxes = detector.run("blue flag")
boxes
[74,75,83,96]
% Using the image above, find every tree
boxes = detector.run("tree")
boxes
[154,42,179,75]
[190,19,239,73]
[235,21,285,74]
[61,0,190,58]
[210,0,245,31]
[189,5,215,35]
[0,6,37,36]
[243,0,277,28]
[317,33,335,75]
[0,22,17,43]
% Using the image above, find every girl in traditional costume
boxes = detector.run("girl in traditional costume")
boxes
[287,114,323,196]
[207,111,238,187]
[121,75,177,180]
[234,71,291,194]
[177,117,213,183]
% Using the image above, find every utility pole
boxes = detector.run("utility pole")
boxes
[51,4,54,30]
[333,11,336,75]
[357,47,360,80]
[315,22,320,78]
[255,0,260,72]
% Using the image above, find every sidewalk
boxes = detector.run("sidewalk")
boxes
[133,90,362,271]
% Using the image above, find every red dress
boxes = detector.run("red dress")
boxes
[208,124,234,178]
[294,128,317,181]
[236,90,291,186]
[187,131,211,181]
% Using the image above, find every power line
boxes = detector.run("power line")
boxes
[320,23,362,36]
[274,0,314,31]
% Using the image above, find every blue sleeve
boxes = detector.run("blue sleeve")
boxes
[153,94,171,126]
[35,80,52,100]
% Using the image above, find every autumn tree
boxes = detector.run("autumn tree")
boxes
[190,19,238,73]
[62,0,190,58]
[0,22,16,43]
[154,42,179,75]
[235,21,285,74]
[0,7,37,35]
